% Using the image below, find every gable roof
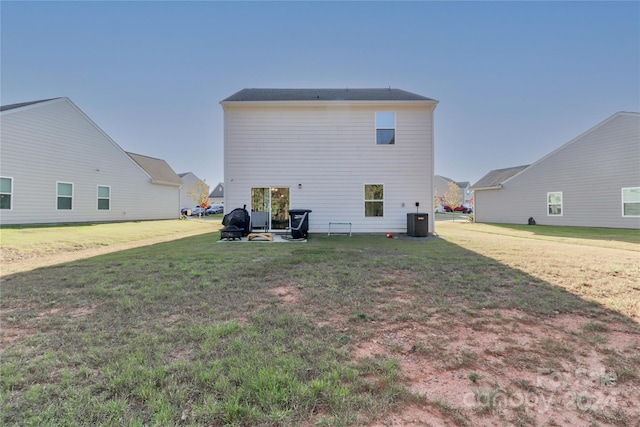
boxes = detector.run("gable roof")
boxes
[209,182,224,198]
[471,111,640,192]
[471,165,530,190]
[221,88,435,103]
[1,98,61,112]
[127,152,183,187]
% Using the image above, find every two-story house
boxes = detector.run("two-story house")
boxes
[221,88,438,234]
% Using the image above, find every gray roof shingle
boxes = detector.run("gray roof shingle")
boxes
[222,88,435,103]
[127,152,183,186]
[471,165,530,190]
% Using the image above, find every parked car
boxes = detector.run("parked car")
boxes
[191,206,206,216]
[443,204,473,213]
[180,207,191,216]
[206,205,224,214]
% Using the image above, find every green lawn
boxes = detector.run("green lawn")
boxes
[1,221,638,426]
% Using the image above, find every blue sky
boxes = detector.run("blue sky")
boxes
[2,1,638,188]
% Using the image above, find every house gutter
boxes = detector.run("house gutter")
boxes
[471,185,502,191]
[151,179,183,187]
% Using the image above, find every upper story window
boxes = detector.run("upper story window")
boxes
[0,177,12,210]
[97,185,111,210]
[622,187,640,217]
[376,112,395,145]
[547,192,562,216]
[57,182,73,210]
[364,184,384,217]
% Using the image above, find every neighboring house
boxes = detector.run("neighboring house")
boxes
[433,175,472,211]
[456,181,473,205]
[471,112,640,229]
[0,97,182,225]
[221,88,438,234]
[178,172,209,208]
[209,182,224,205]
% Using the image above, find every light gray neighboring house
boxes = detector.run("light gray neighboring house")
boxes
[433,175,472,211]
[471,112,640,229]
[0,97,182,225]
[209,182,224,205]
[221,88,438,234]
[178,172,208,208]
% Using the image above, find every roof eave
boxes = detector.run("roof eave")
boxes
[220,99,438,108]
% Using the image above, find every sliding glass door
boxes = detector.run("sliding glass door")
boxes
[251,187,290,230]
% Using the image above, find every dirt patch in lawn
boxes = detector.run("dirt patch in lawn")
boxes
[361,309,640,426]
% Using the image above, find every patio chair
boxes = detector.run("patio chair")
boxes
[251,211,269,232]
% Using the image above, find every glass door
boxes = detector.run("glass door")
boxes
[270,187,290,230]
[251,187,290,230]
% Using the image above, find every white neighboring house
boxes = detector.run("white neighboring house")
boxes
[221,88,438,234]
[433,175,472,211]
[0,97,183,225]
[178,172,209,208]
[471,112,640,229]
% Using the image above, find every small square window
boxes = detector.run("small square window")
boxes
[376,112,395,145]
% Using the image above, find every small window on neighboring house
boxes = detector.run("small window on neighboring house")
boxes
[376,112,395,145]
[0,177,12,209]
[57,182,73,210]
[547,192,562,216]
[364,184,384,217]
[622,187,640,217]
[98,186,110,210]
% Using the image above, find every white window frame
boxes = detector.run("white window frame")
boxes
[375,111,396,145]
[364,183,384,217]
[97,185,111,211]
[547,191,563,216]
[56,181,74,211]
[621,187,640,217]
[0,176,13,210]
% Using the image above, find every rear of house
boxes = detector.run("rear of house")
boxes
[221,88,438,234]
[0,97,182,225]
[472,112,640,229]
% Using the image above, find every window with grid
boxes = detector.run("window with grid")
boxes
[98,186,110,210]
[0,177,12,210]
[364,184,384,217]
[57,182,73,210]
[622,187,640,217]
[547,192,562,216]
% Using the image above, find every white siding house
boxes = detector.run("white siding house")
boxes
[472,112,640,229]
[221,88,438,234]
[434,175,472,211]
[0,97,183,225]
[178,172,209,209]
